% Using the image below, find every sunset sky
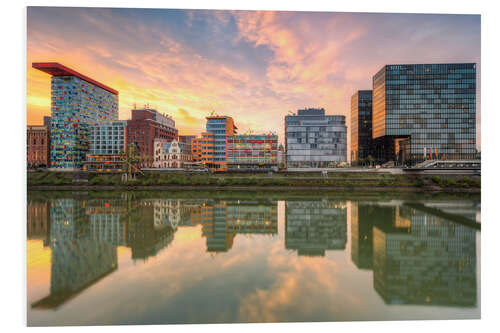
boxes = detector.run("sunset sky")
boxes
[27,7,481,149]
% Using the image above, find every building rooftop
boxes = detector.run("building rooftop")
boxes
[32,62,119,95]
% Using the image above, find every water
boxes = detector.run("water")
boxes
[27,191,481,326]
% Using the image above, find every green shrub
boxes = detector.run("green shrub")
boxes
[377,179,388,186]
[89,177,103,185]
[445,179,457,187]
[431,176,442,185]
[414,179,424,187]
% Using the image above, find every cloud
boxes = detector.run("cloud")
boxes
[26,8,481,154]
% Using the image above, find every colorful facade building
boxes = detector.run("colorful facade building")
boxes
[32,62,119,170]
[227,133,278,171]
[27,125,50,168]
[126,108,178,167]
[83,120,127,172]
[153,139,192,168]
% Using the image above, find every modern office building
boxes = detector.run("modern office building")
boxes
[203,115,237,171]
[83,120,127,172]
[27,125,50,168]
[350,90,373,162]
[285,108,347,168]
[371,63,476,165]
[32,62,119,170]
[126,108,178,167]
[227,133,278,171]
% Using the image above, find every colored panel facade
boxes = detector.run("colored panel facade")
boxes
[126,108,178,167]
[27,125,50,168]
[372,63,476,164]
[32,63,119,169]
[350,90,373,161]
[285,108,347,168]
[227,134,278,170]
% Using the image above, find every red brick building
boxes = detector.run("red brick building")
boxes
[27,125,50,168]
[126,108,178,167]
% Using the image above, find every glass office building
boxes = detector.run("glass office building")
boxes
[350,90,373,162]
[372,63,476,165]
[204,116,237,171]
[89,121,126,155]
[285,108,347,168]
[33,63,119,169]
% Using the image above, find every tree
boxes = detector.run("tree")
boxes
[120,144,142,179]
[357,157,365,166]
[367,155,375,166]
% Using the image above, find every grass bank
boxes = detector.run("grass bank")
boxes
[27,171,480,193]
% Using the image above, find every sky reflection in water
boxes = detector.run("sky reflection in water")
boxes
[27,192,480,326]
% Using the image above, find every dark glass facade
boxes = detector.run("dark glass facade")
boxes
[350,90,373,161]
[285,108,347,168]
[372,63,476,165]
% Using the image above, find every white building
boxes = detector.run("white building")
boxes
[153,139,192,168]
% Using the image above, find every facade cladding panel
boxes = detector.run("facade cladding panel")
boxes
[49,76,118,169]
[285,108,347,168]
[227,134,278,169]
[350,90,373,161]
[372,63,476,163]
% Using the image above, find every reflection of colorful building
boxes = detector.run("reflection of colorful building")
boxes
[227,134,278,171]
[31,199,117,310]
[285,200,347,256]
[33,62,119,170]
[372,206,477,306]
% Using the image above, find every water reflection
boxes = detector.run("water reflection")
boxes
[27,194,480,324]
[285,200,347,256]
[351,202,477,307]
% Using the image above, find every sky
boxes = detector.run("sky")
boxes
[26,7,481,150]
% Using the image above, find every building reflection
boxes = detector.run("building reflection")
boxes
[31,199,118,310]
[349,201,477,307]
[151,199,278,253]
[27,199,51,247]
[285,200,347,256]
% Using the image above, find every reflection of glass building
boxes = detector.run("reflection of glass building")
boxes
[32,199,118,310]
[285,108,347,168]
[285,200,347,256]
[372,206,477,306]
[350,90,373,161]
[372,63,476,165]
[350,203,374,269]
[32,63,119,169]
